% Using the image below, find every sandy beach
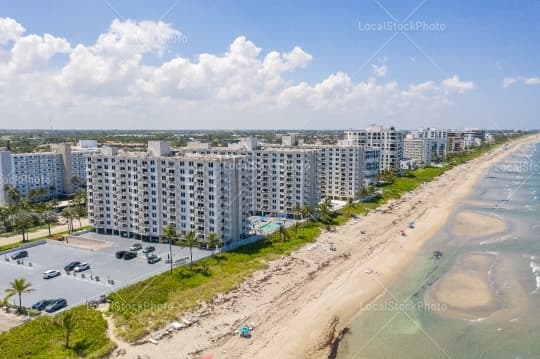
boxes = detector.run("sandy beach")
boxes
[110,135,539,359]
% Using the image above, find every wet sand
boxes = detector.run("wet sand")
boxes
[426,253,499,320]
[452,211,507,238]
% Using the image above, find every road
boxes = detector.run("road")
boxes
[0,218,89,247]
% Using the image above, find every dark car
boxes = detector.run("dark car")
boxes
[115,250,127,259]
[11,250,28,260]
[146,254,161,264]
[64,261,81,271]
[142,246,155,254]
[32,299,52,311]
[123,251,137,260]
[44,298,67,313]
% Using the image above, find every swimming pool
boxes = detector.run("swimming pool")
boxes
[260,222,282,232]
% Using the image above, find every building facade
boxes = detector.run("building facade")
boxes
[86,144,252,245]
[344,125,404,172]
[180,142,320,217]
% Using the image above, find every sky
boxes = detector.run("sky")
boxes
[0,0,539,130]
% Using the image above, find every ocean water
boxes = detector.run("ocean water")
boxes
[338,142,540,359]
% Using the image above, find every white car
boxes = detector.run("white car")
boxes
[43,270,61,279]
[74,262,90,272]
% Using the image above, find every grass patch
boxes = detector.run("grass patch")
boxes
[0,306,115,359]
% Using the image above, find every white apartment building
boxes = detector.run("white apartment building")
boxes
[303,141,365,200]
[0,143,98,204]
[86,143,252,245]
[403,137,433,167]
[180,141,319,217]
[344,125,404,172]
[0,151,64,203]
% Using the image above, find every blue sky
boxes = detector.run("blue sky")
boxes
[0,0,539,129]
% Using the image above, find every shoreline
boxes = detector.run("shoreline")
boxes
[115,135,539,359]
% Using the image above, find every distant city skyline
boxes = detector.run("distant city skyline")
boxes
[0,1,539,130]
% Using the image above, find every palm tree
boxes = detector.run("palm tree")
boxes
[180,231,199,268]
[13,209,34,242]
[3,184,21,204]
[277,225,289,242]
[345,198,354,217]
[62,207,75,234]
[4,278,34,313]
[302,204,313,221]
[293,203,303,221]
[206,232,222,256]
[293,221,301,238]
[162,224,177,273]
[318,200,332,230]
[55,311,76,348]
[72,190,87,228]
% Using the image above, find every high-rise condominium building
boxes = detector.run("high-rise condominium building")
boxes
[86,143,252,245]
[180,140,319,216]
[403,137,433,167]
[0,143,98,205]
[344,125,404,172]
[305,141,366,200]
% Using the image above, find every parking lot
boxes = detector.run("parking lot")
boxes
[0,232,213,313]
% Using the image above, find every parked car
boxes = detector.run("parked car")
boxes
[129,243,142,251]
[11,250,28,260]
[123,251,137,260]
[115,250,127,259]
[44,298,67,313]
[32,299,52,311]
[43,270,61,279]
[147,254,161,264]
[142,246,155,254]
[64,261,81,271]
[74,262,90,272]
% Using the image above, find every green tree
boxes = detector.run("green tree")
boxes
[277,225,289,242]
[206,232,222,256]
[318,199,332,230]
[13,208,34,242]
[62,207,75,234]
[180,231,199,268]
[293,203,303,221]
[3,184,21,204]
[55,311,77,348]
[4,278,34,313]
[162,224,177,273]
[344,198,354,218]
[301,204,313,221]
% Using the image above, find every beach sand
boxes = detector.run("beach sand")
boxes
[110,135,539,359]
[452,211,507,238]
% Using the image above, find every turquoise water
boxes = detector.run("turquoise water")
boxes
[260,222,281,232]
[338,142,540,359]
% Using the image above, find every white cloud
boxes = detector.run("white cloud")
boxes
[503,76,540,88]
[0,17,25,44]
[441,75,475,94]
[0,17,476,129]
